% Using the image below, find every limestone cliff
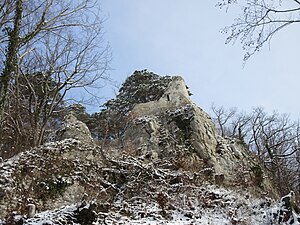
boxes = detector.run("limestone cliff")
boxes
[55,114,94,145]
[131,76,191,116]
[123,75,276,196]
[0,71,284,224]
[125,76,217,161]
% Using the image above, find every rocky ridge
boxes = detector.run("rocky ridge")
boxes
[0,72,298,224]
[124,75,275,196]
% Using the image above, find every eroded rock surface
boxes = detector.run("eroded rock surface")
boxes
[125,76,218,162]
[0,139,105,219]
[123,75,277,197]
[0,72,284,224]
[55,114,94,145]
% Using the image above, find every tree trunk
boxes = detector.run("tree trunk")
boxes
[0,0,22,118]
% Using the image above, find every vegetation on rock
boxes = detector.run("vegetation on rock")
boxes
[1,71,300,224]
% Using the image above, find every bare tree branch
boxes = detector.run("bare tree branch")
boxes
[0,0,110,156]
[220,0,300,61]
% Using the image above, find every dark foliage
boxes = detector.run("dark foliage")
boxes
[90,70,173,140]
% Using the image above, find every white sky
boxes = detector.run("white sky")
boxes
[96,1,300,118]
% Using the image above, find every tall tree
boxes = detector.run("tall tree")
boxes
[0,0,110,156]
[0,0,22,113]
[218,0,300,61]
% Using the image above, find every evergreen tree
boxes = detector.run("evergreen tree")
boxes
[92,70,173,140]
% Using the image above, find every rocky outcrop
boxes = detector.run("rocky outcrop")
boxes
[0,139,105,219]
[0,72,283,224]
[131,76,191,117]
[124,104,218,166]
[123,75,277,197]
[125,76,218,162]
[55,114,94,145]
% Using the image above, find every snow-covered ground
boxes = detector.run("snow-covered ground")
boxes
[1,185,295,225]
[0,139,299,225]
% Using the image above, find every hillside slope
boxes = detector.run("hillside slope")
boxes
[0,71,299,224]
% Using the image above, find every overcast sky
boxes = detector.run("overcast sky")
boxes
[96,1,300,118]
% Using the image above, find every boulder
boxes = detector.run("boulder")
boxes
[55,114,94,145]
[277,191,300,224]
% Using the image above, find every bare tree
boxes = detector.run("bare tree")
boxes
[247,108,298,162]
[230,111,251,141]
[0,0,109,112]
[0,0,110,157]
[212,104,300,195]
[218,0,300,61]
[211,104,237,137]
[0,0,22,113]
[247,107,272,157]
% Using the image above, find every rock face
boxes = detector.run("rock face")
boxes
[0,139,105,219]
[55,114,94,145]
[123,75,277,196]
[131,76,191,116]
[0,72,283,224]
[124,76,214,163]
[125,76,218,163]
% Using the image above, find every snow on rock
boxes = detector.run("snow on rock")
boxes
[0,138,106,219]
[274,191,300,224]
[0,185,291,225]
[0,129,298,225]
[55,114,94,145]
[123,76,277,197]
[1,73,297,225]
[1,201,97,225]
